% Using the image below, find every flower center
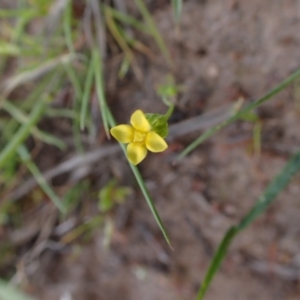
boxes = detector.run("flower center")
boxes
[133,130,146,143]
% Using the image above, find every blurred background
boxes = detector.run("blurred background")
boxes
[0,0,300,299]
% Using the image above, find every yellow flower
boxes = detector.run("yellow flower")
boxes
[110,110,168,165]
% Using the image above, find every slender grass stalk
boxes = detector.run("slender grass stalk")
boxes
[104,8,142,79]
[171,0,182,24]
[105,109,172,247]
[80,58,94,130]
[91,47,172,244]
[118,56,131,79]
[46,107,75,119]
[0,99,46,168]
[134,0,172,66]
[102,5,149,33]
[3,101,66,150]
[64,64,84,152]
[10,1,37,44]
[104,8,133,61]
[17,145,66,214]
[92,48,110,137]
[178,67,300,160]
[63,0,75,53]
[20,70,61,111]
[0,8,36,18]
[196,148,300,299]
[253,121,262,156]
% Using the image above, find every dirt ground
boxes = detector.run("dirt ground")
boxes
[3,0,300,299]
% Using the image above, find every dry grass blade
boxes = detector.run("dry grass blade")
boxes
[1,53,77,98]
[9,146,120,201]
[89,0,106,59]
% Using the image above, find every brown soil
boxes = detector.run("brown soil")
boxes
[4,1,300,300]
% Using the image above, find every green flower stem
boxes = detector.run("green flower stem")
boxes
[165,104,174,120]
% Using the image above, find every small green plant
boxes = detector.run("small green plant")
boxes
[98,179,132,212]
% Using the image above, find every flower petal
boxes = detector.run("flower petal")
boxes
[127,142,147,165]
[145,131,168,152]
[130,110,151,132]
[110,125,134,143]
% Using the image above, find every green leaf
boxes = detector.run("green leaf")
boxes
[145,113,168,138]
[157,83,179,98]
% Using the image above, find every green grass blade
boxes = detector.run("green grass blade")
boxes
[2,100,66,150]
[102,5,149,33]
[80,58,94,130]
[10,7,38,43]
[178,67,300,160]
[0,43,21,56]
[64,64,84,152]
[0,99,46,169]
[176,115,234,161]
[104,8,143,79]
[18,71,61,111]
[118,56,131,79]
[104,8,133,58]
[92,48,110,137]
[0,8,36,18]
[63,0,75,53]
[64,64,82,99]
[128,156,172,247]
[237,149,300,230]
[30,130,66,150]
[105,109,172,247]
[196,227,238,300]
[0,279,35,300]
[17,145,67,214]
[134,0,172,66]
[253,121,262,156]
[171,0,182,24]
[196,148,300,299]
[45,107,76,119]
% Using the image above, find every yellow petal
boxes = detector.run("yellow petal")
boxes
[145,131,168,153]
[127,142,147,165]
[110,125,134,143]
[130,110,151,132]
